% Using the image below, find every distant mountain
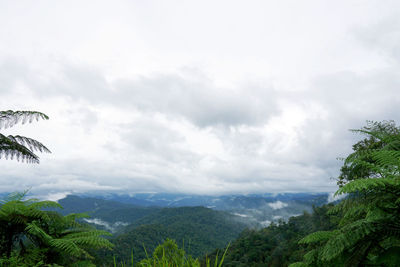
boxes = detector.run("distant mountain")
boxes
[58,195,161,232]
[53,193,330,264]
[56,195,248,264]
[203,204,337,267]
[73,192,329,227]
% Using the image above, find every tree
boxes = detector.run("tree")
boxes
[0,191,114,266]
[291,121,400,267]
[0,110,50,163]
[337,120,400,187]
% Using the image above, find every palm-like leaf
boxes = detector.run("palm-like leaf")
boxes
[0,110,50,163]
[0,110,49,129]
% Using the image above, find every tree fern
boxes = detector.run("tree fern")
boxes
[0,192,114,266]
[296,121,400,266]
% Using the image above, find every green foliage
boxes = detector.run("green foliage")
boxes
[294,121,400,267]
[58,195,160,225]
[132,239,227,267]
[205,204,337,267]
[0,191,113,266]
[337,120,400,187]
[137,239,200,267]
[96,207,246,265]
[0,110,50,163]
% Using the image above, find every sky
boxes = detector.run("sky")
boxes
[1,0,400,199]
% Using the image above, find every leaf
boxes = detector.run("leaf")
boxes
[299,230,338,244]
[0,110,49,129]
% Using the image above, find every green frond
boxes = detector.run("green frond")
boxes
[321,219,375,261]
[336,178,393,195]
[0,190,30,202]
[341,203,367,222]
[343,240,372,267]
[0,110,50,164]
[64,235,114,249]
[28,200,63,210]
[0,191,114,265]
[299,230,338,244]
[364,206,390,221]
[49,238,83,257]
[8,135,51,153]
[0,110,49,129]
[25,221,53,242]
[0,133,40,163]
[372,150,400,167]
[62,229,112,239]
[23,208,51,221]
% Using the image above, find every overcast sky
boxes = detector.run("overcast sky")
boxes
[1,0,400,199]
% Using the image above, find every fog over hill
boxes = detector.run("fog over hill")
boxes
[58,192,329,230]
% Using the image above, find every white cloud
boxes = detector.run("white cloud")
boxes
[0,0,399,196]
[327,192,347,203]
[268,201,288,210]
[83,218,128,233]
[260,220,271,227]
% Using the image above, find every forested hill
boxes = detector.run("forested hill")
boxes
[95,206,248,265]
[203,204,337,267]
[58,195,160,231]
[56,195,249,265]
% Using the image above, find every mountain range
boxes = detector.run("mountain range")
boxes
[59,192,329,229]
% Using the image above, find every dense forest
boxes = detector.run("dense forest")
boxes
[203,204,337,267]
[1,111,400,266]
[94,207,247,266]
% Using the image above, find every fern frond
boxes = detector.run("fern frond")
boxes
[28,200,62,210]
[25,221,53,243]
[0,190,29,203]
[336,178,394,195]
[344,240,372,267]
[372,150,400,167]
[7,135,51,153]
[0,133,40,163]
[299,230,338,244]
[0,110,49,129]
[322,219,375,260]
[62,229,112,239]
[49,238,83,257]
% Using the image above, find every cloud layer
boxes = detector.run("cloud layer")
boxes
[0,0,399,198]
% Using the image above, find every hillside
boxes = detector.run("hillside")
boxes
[54,193,332,265]
[70,192,329,228]
[58,195,161,232]
[94,206,247,265]
[203,204,338,267]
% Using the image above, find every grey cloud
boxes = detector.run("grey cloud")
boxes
[1,51,400,195]
[113,74,278,127]
[0,58,279,128]
[116,117,199,164]
[0,58,30,93]
[354,17,400,64]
